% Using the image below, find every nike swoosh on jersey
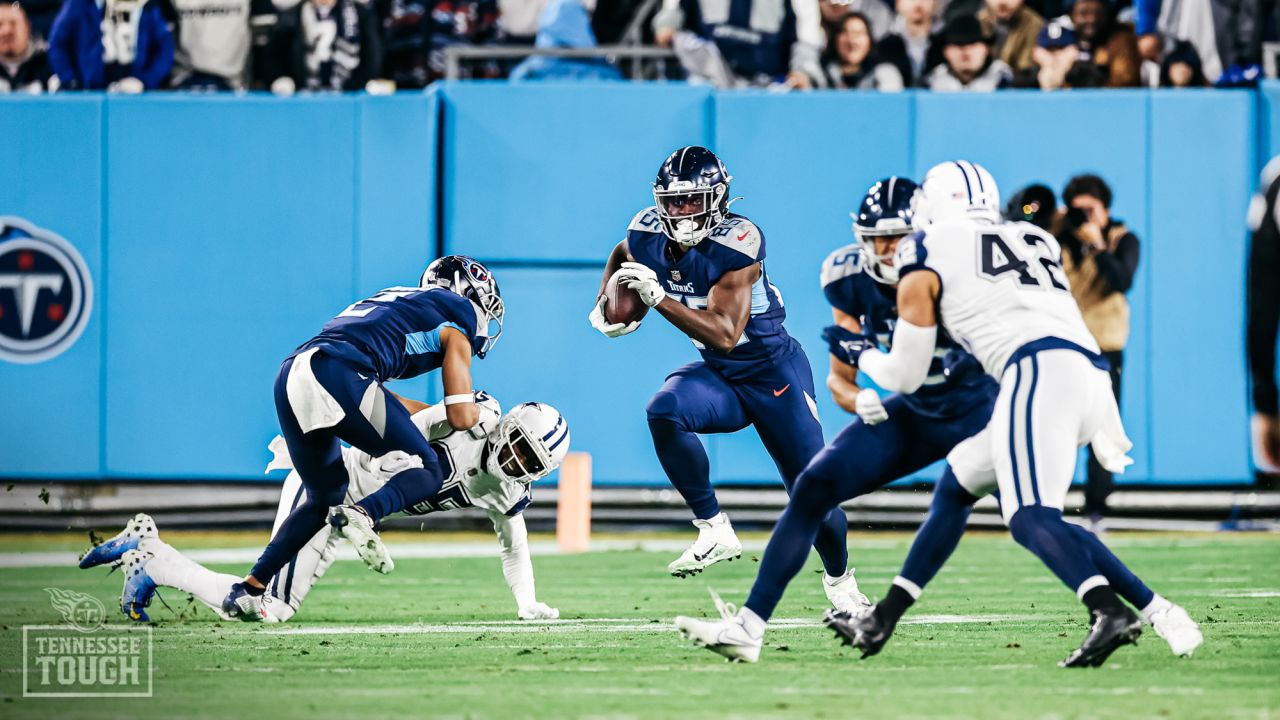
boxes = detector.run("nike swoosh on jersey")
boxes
[773,385,790,397]
[737,231,750,241]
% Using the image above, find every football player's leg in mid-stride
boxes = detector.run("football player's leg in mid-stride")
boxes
[588,146,852,599]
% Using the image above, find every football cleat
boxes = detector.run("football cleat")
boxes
[79,513,158,569]
[823,569,872,615]
[120,550,158,622]
[825,606,896,659]
[1148,603,1203,657]
[667,513,742,578]
[674,589,762,663]
[329,504,394,574]
[221,582,267,622]
[1059,606,1142,668]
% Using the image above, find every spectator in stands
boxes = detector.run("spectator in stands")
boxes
[509,0,621,80]
[17,0,62,40]
[48,0,174,90]
[425,0,501,81]
[819,0,892,39]
[878,0,942,85]
[499,0,546,44]
[977,0,1041,79]
[1073,0,1140,85]
[821,10,903,88]
[1055,173,1140,530]
[159,0,251,89]
[653,0,825,89]
[1133,0,1260,84]
[921,14,1010,90]
[592,0,654,44]
[0,2,55,91]
[272,0,381,91]
[1159,38,1206,86]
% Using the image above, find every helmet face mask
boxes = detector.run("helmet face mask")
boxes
[484,403,570,485]
[653,146,731,248]
[852,177,918,284]
[420,255,504,358]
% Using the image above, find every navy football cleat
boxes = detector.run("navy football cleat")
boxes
[221,582,266,622]
[120,550,158,622]
[824,606,896,659]
[1059,606,1143,668]
[79,513,158,569]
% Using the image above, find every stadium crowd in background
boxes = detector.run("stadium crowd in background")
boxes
[0,0,1269,92]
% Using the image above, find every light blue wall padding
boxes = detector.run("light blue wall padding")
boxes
[0,96,104,477]
[0,88,1266,485]
[712,91,914,482]
[440,82,713,262]
[1146,91,1254,483]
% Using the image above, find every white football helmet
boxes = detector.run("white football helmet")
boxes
[913,161,1001,228]
[485,403,570,485]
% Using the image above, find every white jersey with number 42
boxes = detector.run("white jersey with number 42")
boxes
[896,219,1099,377]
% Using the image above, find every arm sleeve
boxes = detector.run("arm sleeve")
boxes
[789,0,824,79]
[410,404,456,441]
[1248,182,1280,415]
[137,4,175,88]
[489,511,536,610]
[1134,0,1161,35]
[652,0,684,32]
[855,318,938,394]
[1090,231,1140,295]
[46,0,79,86]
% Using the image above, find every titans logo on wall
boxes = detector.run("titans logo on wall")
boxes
[0,217,94,364]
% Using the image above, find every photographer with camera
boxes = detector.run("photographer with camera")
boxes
[1055,173,1140,532]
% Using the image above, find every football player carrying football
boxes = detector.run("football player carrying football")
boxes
[588,146,863,613]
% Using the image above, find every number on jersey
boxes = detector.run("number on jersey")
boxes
[338,287,419,318]
[978,229,1069,293]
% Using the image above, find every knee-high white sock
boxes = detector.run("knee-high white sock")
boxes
[141,540,240,618]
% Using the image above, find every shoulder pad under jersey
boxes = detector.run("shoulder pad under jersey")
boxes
[707,215,763,261]
[627,206,663,234]
[820,243,864,289]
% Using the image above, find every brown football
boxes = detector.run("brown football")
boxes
[604,272,649,325]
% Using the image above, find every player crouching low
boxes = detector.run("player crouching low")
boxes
[77,397,569,623]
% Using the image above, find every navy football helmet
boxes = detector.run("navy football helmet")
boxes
[653,146,732,247]
[420,255,503,358]
[852,176,918,284]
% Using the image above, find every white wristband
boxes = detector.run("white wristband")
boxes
[443,394,474,406]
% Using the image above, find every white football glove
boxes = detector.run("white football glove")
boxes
[588,295,640,338]
[517,602,559,620]
[468,390,502,440]
[616,262,665,308]
[855,388,889,426]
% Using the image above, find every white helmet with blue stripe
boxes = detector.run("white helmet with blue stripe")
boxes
[913,160,1001,227]
[485,402,570,485]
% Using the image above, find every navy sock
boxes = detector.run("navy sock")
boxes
[1068,524,1156,609]
[357,467,441,523]
[648,418,719,519]
[874,584,916,626]
[249,499,328,583]
[745,501,823,621]
[1008,506,1102,593]
[899,467,977,590]
[243,583,265,597]
[1082,585,1124,614]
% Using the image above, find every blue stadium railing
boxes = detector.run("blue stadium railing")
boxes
[0,83,1273,485]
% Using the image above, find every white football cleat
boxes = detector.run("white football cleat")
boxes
[329,505,394,574]
[667,513,742,578]
[1148,602,1203,657]
[674,589,762,663]
[823,569,872,615]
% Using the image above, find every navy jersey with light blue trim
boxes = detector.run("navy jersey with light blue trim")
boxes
[626,207,794,378]
[820,243,996,419]
[298,286,480,381]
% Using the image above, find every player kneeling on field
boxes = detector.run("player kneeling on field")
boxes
[77,397,569,623]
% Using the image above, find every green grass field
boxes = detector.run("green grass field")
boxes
[1,531,1277,719]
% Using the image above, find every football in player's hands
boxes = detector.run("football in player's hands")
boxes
[604,272,649,326]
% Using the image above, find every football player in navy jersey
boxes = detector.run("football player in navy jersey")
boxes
[675,177,1002,663]
[588,146,861,612]
[221,255,504,621]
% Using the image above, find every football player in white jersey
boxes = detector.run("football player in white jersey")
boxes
[824,161,1201,667]
[78,395,569,624]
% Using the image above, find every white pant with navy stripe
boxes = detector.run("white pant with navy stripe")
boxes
[990,349,1118,524]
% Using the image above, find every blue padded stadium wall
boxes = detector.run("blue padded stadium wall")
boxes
[0,86,1265,486]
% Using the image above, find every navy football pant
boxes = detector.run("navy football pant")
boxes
[646,351,848,577]
[249,351,443,585]
[744,393,993,621]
